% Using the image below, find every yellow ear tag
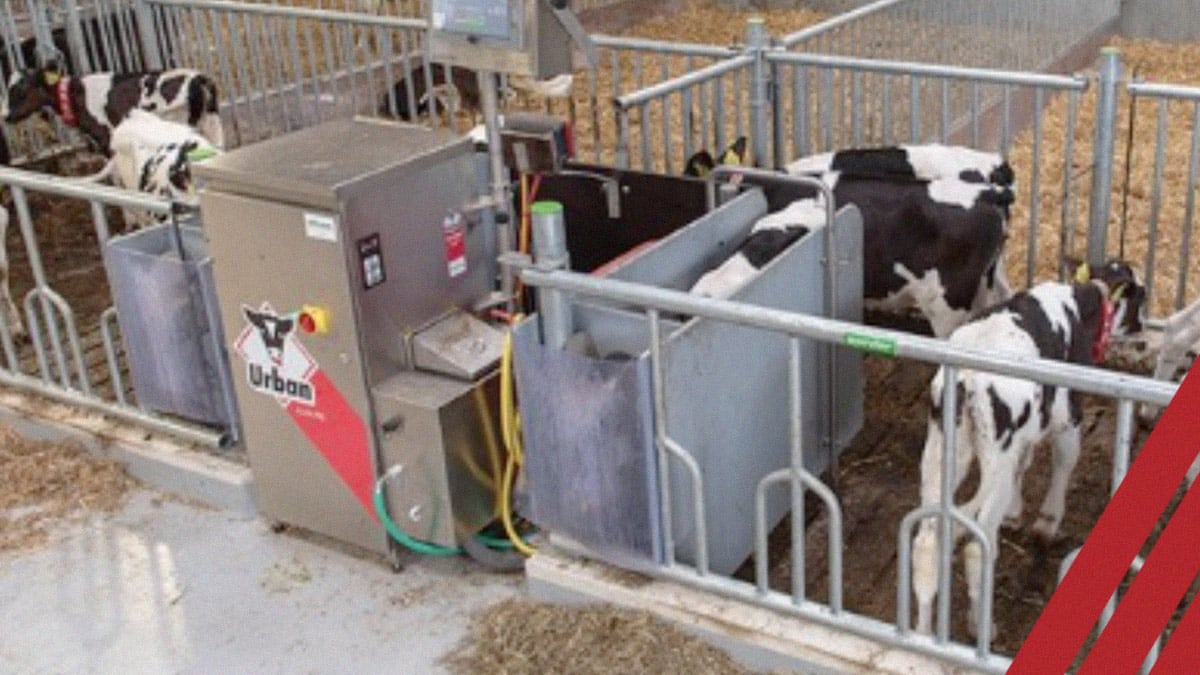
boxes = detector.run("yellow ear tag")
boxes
[1075,262,1091,284]
[43,71,61,86]
[721,150,742,167]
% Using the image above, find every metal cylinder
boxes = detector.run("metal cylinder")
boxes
[746,16,769,169]
[1088,47,1122,267]
[479,69,514,309]
[530,201,573,351]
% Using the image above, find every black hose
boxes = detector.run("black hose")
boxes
[1120,61,1144,261]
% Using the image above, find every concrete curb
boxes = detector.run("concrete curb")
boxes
[526,544,987,675]
[0,390,257,518]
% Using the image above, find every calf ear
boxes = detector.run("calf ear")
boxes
[243,306,264,328]
[1060,256,1087,282]
[40,60,63,85]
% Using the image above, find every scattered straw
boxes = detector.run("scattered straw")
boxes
[0,425,133,553]
[444,598,755,675]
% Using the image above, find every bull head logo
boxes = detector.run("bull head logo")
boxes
[243,306,294,365]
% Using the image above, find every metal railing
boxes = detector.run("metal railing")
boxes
[783,0,1120,74]
[142,0,428,147]
[767,50,1090,291]
[1104,78,1200,319]
[0,165,223,446]
[516,258,1175,671]
[613,53,753,172]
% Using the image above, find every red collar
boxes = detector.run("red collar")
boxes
[55,77,76,127]
[1093,297,1115,364]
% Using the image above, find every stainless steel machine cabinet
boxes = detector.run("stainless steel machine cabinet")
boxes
[194,117,502,558]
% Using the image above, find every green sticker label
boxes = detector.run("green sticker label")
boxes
[843,332,897,357]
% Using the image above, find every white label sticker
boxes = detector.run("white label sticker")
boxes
[304,213,338,243]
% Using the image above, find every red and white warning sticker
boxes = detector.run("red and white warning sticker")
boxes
[443,211,467,278]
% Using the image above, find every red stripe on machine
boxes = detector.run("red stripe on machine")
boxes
[285,370,377,521]
[1009,373,1200,672]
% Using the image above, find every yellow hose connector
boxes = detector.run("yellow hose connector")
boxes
[499,319,536,556]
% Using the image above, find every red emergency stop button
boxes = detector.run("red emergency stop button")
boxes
[298,305,331,335]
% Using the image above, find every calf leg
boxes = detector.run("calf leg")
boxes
[1032,424,1081,541]
[963,451,1017,640]
[912,408,975,635]
[1004,447,1034,528]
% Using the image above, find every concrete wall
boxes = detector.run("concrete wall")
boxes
[1120,0,1200,41]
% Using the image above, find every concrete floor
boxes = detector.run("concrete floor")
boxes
[0,489,522,675]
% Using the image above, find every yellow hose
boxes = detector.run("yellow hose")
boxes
[499,321,536,556]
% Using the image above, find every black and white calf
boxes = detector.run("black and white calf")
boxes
[687,165,1014,337]
[910,261,1146,639]
[2,64,224,156]
[77,109,220,221]
[786,143,1015,191]
[691,196,824,297]
[378,64,507,123]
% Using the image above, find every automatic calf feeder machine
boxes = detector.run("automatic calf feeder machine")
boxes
[196,118,510,564]
[192,0,596,564]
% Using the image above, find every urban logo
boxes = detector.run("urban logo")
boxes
[234,303,317,406]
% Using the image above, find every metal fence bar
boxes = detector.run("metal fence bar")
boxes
[1026,87,1044,288]
[1088,47,1121,268]
[100,306,127,406]
[515,269,1177,407]
[592,34,738,59]
[616,55,754,108]
[148,0,426,28]
[648,307,709,575]
[1145,100,1168,311]
[765,51,1089,91]
[1180,103,1200,311]
[780,0,906,48]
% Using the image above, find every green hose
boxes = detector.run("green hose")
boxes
[373,474,462,556]
[373,469,535,556]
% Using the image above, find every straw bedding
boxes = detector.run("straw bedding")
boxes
[0,424,133,553]
[444,598,758,675]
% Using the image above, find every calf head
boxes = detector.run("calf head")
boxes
[1071,258,1147,337]
[989,160,1015,189]
[2,65,62,124]
[682,136,749,178]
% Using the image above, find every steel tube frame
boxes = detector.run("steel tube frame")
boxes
[514,268,1177,408]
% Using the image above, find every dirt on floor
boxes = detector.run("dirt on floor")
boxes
[0,423,134,553]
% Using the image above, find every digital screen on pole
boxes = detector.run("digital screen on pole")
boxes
[432,0,514,41]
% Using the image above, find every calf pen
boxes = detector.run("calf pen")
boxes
[0,0,1196,671]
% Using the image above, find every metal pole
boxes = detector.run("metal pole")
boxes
[479,70,514,310]
[746,16,769,169]
[1088,47,1122,267]
[134,0,165,71]
[530,201,572,351]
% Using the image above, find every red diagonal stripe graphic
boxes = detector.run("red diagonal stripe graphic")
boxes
[1078,477,1200,674]
[1009,372,1200,673]
[1151,583,1200,674]
[285,370,376,520]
